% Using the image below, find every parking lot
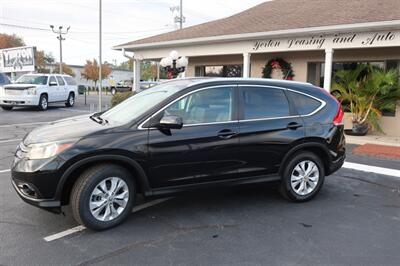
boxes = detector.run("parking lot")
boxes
[0,94,399,265]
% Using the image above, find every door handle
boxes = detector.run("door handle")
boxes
[287,122,303,130]
[217,129,238,139]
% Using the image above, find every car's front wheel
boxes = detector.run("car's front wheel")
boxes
[1,106,13,111]
[71,164,135,231]
[279,151,325,202]
[111,88,116,95]
[65,92,75,107]
[38,94,48,111]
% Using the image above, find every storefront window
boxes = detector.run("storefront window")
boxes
[195,65,242,77]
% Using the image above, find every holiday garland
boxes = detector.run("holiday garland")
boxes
[262,58,295,80]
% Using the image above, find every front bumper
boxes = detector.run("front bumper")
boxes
[0,95,40,106]
[11,179,61,213]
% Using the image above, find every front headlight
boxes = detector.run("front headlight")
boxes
[26,87,37,95]
[26,140,76,160]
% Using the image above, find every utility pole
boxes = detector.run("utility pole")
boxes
[98,0,102,112]
[50,25,70,74]
[170,0,184,29]
[179,0,183,29]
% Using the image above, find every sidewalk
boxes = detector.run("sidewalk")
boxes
[345,134,400,147]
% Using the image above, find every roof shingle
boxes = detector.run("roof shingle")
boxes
[118,0,400,47]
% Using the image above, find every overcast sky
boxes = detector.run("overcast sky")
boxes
[0,0,267,65]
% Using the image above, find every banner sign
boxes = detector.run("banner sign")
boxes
[252,31,400,52]
[0,46,36,73]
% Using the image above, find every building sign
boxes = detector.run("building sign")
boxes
[253,31,400,52]
[0,46,36,73]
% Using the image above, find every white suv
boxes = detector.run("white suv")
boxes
[0,74,78,111]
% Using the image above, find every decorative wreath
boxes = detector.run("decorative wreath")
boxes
[262,58,295,80]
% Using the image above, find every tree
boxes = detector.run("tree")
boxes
[60,63,75,77]
[333,64,400,133]
[81,59,112,87]
[0,33,25,49]
[35,50,55,73]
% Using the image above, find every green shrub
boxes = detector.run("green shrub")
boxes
[111,91,135,107]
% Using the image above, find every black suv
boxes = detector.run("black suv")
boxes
[11,78,345,230]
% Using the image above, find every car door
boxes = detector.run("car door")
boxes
[237,85,305,178]
[56,76,68,101]
[146,85,241,188]
[48,76,59,102]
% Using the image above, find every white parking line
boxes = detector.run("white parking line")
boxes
[343,162,400,178]
[0,121,49,128]
[59,108,90,113]
[43,197,173,242]
[0,169,11,173]
[0,139,22,144]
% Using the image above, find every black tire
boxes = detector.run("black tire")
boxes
[111,88,116,95]
[70,164,136,231]
[38,94,48,111]
[65,92,75,107]
[279,151,325,202]
[1,106,13,111]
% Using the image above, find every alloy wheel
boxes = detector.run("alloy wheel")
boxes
[41,97,48,110]
[290,160,319,196]
[89,177,129,222]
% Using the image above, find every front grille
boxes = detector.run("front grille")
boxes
[5,89,23,95]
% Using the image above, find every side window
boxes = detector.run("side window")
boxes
[49,76,57,86]
[56,76,65,85]
[241,87,290,120]
[288,91,322,115]
[164,87,234,125]
[64,76,77,85]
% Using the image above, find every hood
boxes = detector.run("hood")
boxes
[23,114,114,145]
[4,84,37,90]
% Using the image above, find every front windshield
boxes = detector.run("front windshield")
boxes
[101,80,195,125]
[16,75,48,85]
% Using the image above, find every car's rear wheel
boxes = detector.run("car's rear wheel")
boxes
[71,164,135,231]
[279,152,325,202]
[1,106,13,111]
[65,92,75,107]
[38,94,48,111]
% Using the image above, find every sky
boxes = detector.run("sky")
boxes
[0,0,267,66]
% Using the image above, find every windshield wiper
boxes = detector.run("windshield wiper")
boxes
[90,114,108,125]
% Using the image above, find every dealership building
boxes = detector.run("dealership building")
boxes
[115,0,400,136]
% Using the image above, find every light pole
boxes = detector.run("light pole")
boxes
[50,25,70,74]
[179,0,183,29]
[98,0,102,112]
[160,51,188,79]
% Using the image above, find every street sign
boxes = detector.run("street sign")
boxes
[0,46,36,73]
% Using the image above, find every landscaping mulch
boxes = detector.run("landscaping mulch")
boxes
[352,144,400,160]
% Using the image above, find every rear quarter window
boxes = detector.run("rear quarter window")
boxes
[288,91,322,115]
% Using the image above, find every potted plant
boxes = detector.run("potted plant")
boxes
[332,64,400,135]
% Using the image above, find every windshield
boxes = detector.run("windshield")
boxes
[101,80,195,125]
[16,75,48,85]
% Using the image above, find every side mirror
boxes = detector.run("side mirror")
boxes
[49,81,58,86]
[158,115,183,130]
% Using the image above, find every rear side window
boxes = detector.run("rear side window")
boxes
[64,76,77,85]
[241,87,290,120]
[56,76,65,85]
[288,91,322,115]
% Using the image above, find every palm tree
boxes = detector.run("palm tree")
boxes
[332,64,400,133]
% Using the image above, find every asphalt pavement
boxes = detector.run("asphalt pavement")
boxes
[0,95,399,265]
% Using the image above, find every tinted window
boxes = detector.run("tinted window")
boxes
[164,87,234,125]
[56,76,65,85]
[63,76,77,85]
[49,76,57,85]
[288,91,321,115]
[241,87,290,119]
[0,74,5,84]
